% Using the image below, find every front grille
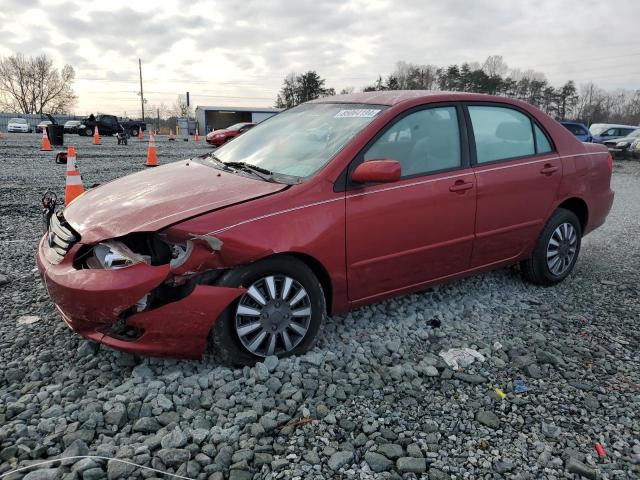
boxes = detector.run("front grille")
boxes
[44,213,78,264]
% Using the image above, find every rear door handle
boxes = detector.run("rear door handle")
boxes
[540,164,559,175]
[449,180,474,193]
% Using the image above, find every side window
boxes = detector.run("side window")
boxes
[364,106,461,177]
[468,106,535,163]
[534,124,552,153]
[604,128,617,136]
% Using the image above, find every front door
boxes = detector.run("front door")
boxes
[345,105,477,302]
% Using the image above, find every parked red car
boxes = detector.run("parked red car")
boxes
[206,122,256,146]
[37,91,614,364]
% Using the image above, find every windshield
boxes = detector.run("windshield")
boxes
[212,103,386,178]
[629,129,640,138]
[589,125,606,135]
[10,118,26,124]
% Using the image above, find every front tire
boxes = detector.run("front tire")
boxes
[210,255,326,366]
[521,208,582,286]
[130,127,139,137]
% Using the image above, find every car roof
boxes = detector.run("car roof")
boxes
[560,121,586,126]
[309,90,518,106]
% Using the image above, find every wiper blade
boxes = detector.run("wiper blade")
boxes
[222,161,280,182]
[223,161,274,176]
[201,152,234,171]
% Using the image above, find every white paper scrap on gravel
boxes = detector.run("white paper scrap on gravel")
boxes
[439,348,486,371]
[17,315,40,325]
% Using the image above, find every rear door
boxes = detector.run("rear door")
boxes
[465,104,561,267]
[345,104,477,302]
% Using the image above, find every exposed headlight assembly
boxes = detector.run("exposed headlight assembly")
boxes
[86,241,149,269]
[615,141,629,147]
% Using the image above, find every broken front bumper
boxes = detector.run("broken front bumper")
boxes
[36,235,245,359]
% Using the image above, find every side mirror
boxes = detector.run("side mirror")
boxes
[352,159,401,184]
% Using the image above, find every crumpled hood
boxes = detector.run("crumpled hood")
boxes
[64,160,286,244]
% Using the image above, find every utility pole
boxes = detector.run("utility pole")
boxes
[139,58,145,122]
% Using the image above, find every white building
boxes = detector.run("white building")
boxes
[195,106,280,135]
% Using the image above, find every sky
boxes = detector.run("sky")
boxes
[1,0,639,117]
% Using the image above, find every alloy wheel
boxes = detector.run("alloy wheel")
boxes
[235,275,312,357]
[546,222,577,276]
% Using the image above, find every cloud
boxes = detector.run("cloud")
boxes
[1,0,638,114]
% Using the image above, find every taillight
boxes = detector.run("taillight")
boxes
[607,153,613,175]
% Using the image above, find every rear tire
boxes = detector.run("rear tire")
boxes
[85,127,93,136]
[130,127,139,137]
[521,208,582,286]
[210,255,326,366]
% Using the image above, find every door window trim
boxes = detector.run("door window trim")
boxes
[335,102,471,192]
[462,102,557,167]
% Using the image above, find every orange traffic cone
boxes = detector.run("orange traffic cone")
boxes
[194,129,200,142]
[65,146,84,204]
[40,126,52,151]
[168,129,175,141]
[138,128,143,142]
[93,126,101,145]
[0,131,4,140]
[145,130,158,167]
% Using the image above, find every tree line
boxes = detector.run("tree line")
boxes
[277,56,640,126]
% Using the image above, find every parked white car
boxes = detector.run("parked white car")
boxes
[7,118,32,133]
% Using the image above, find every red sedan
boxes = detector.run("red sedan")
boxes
[206,122,256,146]
[37,91,614,365]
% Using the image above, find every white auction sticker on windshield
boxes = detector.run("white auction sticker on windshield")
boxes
[334,109,381,118]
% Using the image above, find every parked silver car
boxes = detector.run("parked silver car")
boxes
[589,123,637,143]
[64,120,81,133]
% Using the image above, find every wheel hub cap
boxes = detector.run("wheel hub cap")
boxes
[234,275,312,357]
[546,222,577,276]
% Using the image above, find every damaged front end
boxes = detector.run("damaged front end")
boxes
[37,218,246,358]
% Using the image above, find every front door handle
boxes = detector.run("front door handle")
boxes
[540,164,559,175]
[449,180,474,193]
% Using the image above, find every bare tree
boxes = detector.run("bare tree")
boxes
[0,53,76,114]
[170,94,192,117]
[482,55,508,77]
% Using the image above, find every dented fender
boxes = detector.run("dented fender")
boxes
[168,237,223,276]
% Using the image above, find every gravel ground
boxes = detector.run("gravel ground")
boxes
[0,133,639,480]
